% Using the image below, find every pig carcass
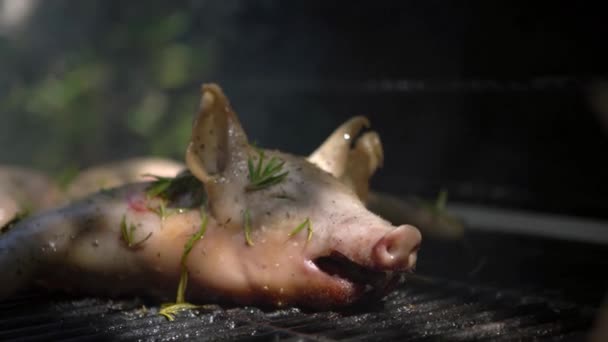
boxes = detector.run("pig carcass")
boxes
[0,84,421,310]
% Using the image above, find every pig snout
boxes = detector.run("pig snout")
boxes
[372,225,421,271]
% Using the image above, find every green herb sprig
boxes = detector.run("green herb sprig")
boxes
[145,175,173,198]
[145,171,206,204]
[147,202,187,221]
[159,208,208,321]
[120,215,152,248]
[246,149,288,191]
[288,218,313,242]
[144,171,206,223]
[434,189,448,213]
[243,209,254,246]
[418,189,462,228]
[420,189,449,217]
[148,201,170,220]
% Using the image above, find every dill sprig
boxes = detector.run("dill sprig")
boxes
[246,149,289,191]
[243,209,254,246]
[288,218,313,242]
[120,215,152,248]
[159,207,208,321]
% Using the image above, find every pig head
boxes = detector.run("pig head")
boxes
[182,84,421,308]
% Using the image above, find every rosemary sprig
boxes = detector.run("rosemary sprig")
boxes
[418,189,462,227]
[120,215,152,248]
[419,189,449,216]
[269,193,296,201]
[144,171,206,223]
[435,189,448,213]
[159,207,208,321]
[243,209,254,246]
[147,201,187,221]
[246,149,289,191]
[148,201,170,220]
[159,302,200,321]
[145,171,206,205]
[145,175,173,198]
[181,209,208,265]
[288,218,313,242]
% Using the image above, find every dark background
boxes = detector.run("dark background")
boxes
[2,1,608,218]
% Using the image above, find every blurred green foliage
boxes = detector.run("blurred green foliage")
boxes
[0,3,217,179]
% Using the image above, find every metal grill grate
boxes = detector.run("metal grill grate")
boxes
[0,276,595,341]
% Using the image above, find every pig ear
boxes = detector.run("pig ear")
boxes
[307,116,370,178]
[186,84,249,183]
[339,131,384,202]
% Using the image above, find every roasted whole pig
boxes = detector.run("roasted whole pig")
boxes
[0,84,421,310]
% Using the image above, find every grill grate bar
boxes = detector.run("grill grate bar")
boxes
[0,298,144,340]
[0,275,595,341]
[0,301,132,331]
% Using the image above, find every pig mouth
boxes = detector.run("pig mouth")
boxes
[312,252,398,297]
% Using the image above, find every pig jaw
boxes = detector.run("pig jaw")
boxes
[186,225,363,309]
[187,215,420,309]
[296,191,421,306]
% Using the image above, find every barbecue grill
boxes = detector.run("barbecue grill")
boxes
[2,1,608,341]
[1,207,606,341]
[0,275,597,341]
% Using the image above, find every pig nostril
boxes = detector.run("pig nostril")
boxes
[373,225,422,270]
[376,238,408,268]
[386,241,399,256]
